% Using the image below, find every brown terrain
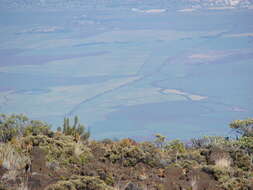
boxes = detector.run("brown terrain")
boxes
[0,114,252,190]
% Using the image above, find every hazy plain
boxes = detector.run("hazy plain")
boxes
[0,2,252,140]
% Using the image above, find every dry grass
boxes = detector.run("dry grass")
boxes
[1,163,29,190]
[1,170,18,181]
[73,142,83,157]
[215,157,231,168]
[18,182,29,190]
[190,176,198,190]
[0,143,30,170]
[0,143,30,190]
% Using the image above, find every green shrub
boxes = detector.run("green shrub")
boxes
[166,139,186,153]
[221,177,252,190]
[140,141,163,167]
[45,176,113,190]
[190,136,229,149]
[104,139,145,167]
[235,136,253,155]
[24,134,92,167]
[230,118,253,137]
[230,150,252,171]
[0,114,52,142]
[154,134,166,148]
[62,116,90,142]
[0,114,29,142]
[24,120,52,137]
[202,165,230,182]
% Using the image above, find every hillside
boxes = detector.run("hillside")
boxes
[0,114,252,190]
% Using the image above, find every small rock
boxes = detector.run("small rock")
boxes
[124,182,142,190]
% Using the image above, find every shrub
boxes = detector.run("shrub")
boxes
[234,136,253,155]
[230,150,252,171]
[0,114,52,142]
[24,120,52,137]
[202,165,230,182]
[178,149,206,166]
[140,141,163,167]
[62,116,90,142]
[0,114,29,142]
[45,176,113,190]
[166,139,186,154]
[104,139,145,167]
[221,177,252,190]
[154,134,166,149]
[228,137,253,171]
[230,118,253,137]
[190,136,229,149]
[24,134,92,167]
